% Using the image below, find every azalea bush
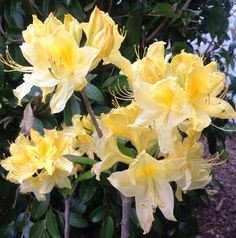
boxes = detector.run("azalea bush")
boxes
[0,1,236,238]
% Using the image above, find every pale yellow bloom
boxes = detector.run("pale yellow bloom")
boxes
[81,7,132,78]
[101,102,158,153]
[1,14,99,114]
[1,129,79,200]
[63,114,95,158]
[133,78,194,154]
[130,42,169,85]
[171,52,236,130]
[166,132,212,200]
[109,151,185,234]
[92,131,133,180]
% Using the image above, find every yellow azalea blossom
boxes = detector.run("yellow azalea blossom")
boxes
[130,41,170,85]
[133,78,194,154]
[108,151,185,234]
[171,51,236,130]
[101,102,158,153]
[1,129,79,201]
[175,140,212,192]
[63,114,95,158]
[92,131,133,180]
[166,132,212,200]
[81,7,132,78]
[0,14,99,114]
[171,50,203,88]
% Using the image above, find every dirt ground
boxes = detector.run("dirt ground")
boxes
[193,136,236,238]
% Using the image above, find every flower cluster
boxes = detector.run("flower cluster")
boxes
[1,129,80,200]
[1,7,236,235]
[92,42,236,233]
[0,7,128,114]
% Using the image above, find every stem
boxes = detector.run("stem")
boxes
[64,197,71,238]
[81,88,103,138]
[121,194,132,238]
[81,88,132,238]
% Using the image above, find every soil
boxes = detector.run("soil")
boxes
[193,136,236,238]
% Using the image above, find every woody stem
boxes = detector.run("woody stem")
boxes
[81,88,103,138]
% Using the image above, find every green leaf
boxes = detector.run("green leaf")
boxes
[63,0,86,21]
[217,145,229,161]
[38,112,58,129]
[89,205,108,223]
[30,221,45,238]
[41,230,50,238]
[86,84,105,105]
[173,42,193,53]
[84,0,96,12]
[70,198,87,215]
[31,194,50,220]
[102,75,125,89]
[16,212,27,233]
[125,15,142,45]
[46,208,60,238]
[100,215,114,238]
[117,138,137,158]
[64,155,97,165]
[77,170,95,182]
[64,96,81,126]
[69,212,89,228]
[32,118,44,135]
[79,180,98,203]
[178,222,192,237]
[152,218,162,237]
[152,3,177,18]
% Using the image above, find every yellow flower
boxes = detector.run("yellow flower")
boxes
[1,14,99,114]
[108,151,184,234]
[81,7,132,77]
[92,131,133,180]
[133,78,194,154]
[166,132,212,200]
[130,42,169,85]
[63,114,95,158]
[101,102,158,153]
[171,51,236,130]
[1,129,79,201]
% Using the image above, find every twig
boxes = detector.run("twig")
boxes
[146,17,169,43]
[63,180,79,238]
[64,197,71,238]
[81,88,132,238]
[81,88,103,138]
[121,194,132,238]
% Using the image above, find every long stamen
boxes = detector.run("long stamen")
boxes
[0,46,33,72]
[134,45,140,60]
[219,85,229,99]
[211,123,236,132]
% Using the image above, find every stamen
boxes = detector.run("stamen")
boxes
[134,45,140,60]
[211,123,236,132]
[143,46,147,58]
[219,85,229,100]
[0,46,33,72]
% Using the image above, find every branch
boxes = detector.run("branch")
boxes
[146,17,169,43]
[121,194,132,238]
[64,197,71,238]
[81,88,103,138]
[81,88,132,238]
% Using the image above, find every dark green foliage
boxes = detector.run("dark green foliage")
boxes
[0,0,235,237]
